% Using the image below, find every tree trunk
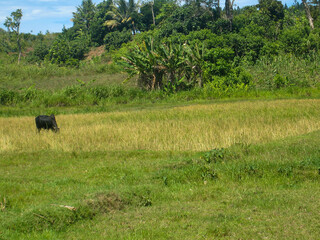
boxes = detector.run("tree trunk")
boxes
[225,0,235,31]
[132,21,136,35]
[17,26,21,64]
[198,69,203,87]
[18,50,21,64]
[302,0,314,30]
[151,1,155,25]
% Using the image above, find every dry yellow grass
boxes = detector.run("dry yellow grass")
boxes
[1,99,320,153]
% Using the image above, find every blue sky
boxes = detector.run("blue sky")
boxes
[0,0,296,34]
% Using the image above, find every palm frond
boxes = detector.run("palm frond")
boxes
[103,19,119,28]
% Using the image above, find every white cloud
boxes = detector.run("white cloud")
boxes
[55,6,77,16]
[0,5,24,23]
[0,1,76,32]
[22,5,75,21]
[30,9,42,15]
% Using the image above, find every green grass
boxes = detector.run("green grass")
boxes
[1,51,320,239]
[0,53,127,90]
[1,84,320,118]
[1,129,320,239]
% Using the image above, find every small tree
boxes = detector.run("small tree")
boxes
[4,9,23,64]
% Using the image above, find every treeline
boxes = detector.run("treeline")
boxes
[1,0,320,92]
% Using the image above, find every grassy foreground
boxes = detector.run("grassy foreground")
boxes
[1,99,320,239]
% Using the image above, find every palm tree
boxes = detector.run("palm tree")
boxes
[104,0,139,34]
[72,0,96,33]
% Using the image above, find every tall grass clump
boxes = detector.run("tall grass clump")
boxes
[0,84,140,107]
[0,63,74,83]
[246,53,320,90]
[79,57,122,74]
[1,82,320,109]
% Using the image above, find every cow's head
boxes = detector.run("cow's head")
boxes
[50,114,59,133]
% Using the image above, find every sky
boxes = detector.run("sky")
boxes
[0,0,297,34]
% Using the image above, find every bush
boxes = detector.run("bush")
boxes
[280,27,308,55]
[261,41,280,57]
[273,74,288,88]
[202,68,253,98]
[46,35,89,67]
[0,88,18,105]
[104,29,132,51]
[33,43,50,60]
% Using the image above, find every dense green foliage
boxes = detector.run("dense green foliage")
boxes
[1,0,320,94]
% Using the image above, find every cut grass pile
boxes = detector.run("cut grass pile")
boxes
[1,99,320,239]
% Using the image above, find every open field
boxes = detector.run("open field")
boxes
[1,99,320,239]
[1,99,320,153]
[0,54,128,90]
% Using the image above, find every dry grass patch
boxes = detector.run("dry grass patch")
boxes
[1,99,320,153]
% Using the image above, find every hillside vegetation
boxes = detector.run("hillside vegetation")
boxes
[0,0,320,102]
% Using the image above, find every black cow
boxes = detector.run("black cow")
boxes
[35,114,60,133]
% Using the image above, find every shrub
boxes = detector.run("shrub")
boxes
[46,35,89,67]
[33,43,50,60]
[280,27,308,55]
[273,74,288,88]
[0,88,18,105]
[201,148,225,163]
[104,29,132,51]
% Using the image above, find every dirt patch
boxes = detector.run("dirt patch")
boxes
[85,46,106,60]
[85,192,126,213]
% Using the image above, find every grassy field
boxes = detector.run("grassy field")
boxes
[1,99,320,239]
[1,99,320,153]
[0,53,128,91]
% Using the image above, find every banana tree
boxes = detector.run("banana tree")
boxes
[120,37,165,90]
[156,42,186,90]
[183,43,206,87]
[120,38,206,91]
